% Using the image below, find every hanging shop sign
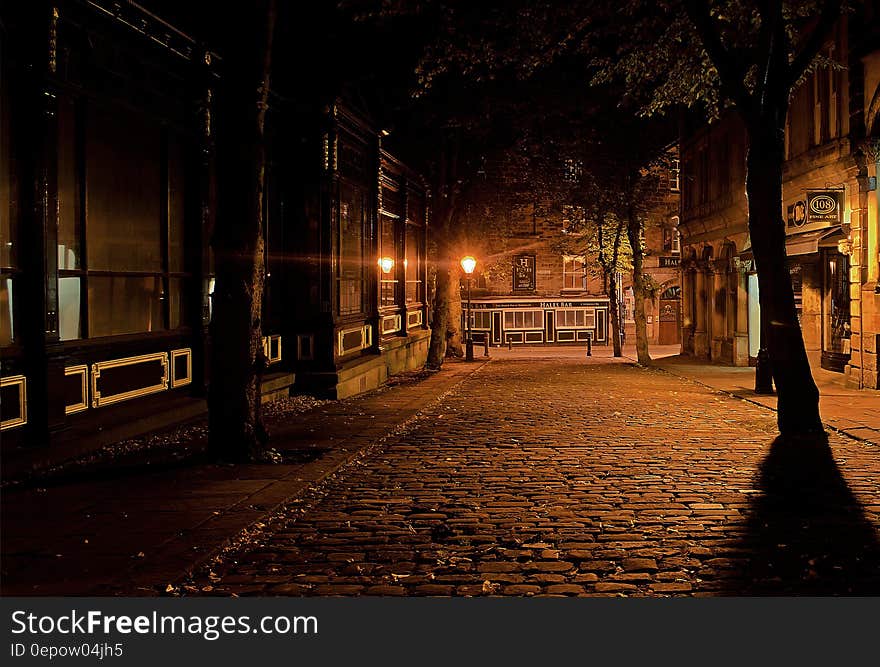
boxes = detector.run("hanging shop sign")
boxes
[512,254,536,291]
[786,200,807,228]
[806,189,843,225]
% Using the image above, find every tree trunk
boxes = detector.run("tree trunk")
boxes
[626,207,651,365]
[427,253,450,368]
[445,257,464,357]
[608,270,622,357]
[208,0,276,462]
[745,116,822,435]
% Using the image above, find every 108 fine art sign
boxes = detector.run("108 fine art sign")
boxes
[806,189,843,225]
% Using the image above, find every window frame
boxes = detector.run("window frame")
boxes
[562,255,587,291]
[56,96,193,341]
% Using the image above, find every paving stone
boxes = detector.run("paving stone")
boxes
[502,585,542,596]
[176,355,880,599]
[545,584,586,595]
[593,582,639,593]
[651,582,694,593]
[622,558,658,572]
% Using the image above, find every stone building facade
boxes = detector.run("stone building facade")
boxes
[461,152,681,348]
[679,8,880,389]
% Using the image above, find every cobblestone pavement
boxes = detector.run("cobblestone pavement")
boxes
[184,356,880,597]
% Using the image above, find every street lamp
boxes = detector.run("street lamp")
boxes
[379,257,395,308]
[378,256,394,274]
[460,255,476,361]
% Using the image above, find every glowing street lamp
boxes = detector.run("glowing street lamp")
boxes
[378,256,395,274]
[460,255,476,362]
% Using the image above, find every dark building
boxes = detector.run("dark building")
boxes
[0,2,429,466]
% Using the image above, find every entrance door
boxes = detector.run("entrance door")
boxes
[491,311,502,345]
[657,286,681,345]
[658,301,680,344]
[821,251,851,372]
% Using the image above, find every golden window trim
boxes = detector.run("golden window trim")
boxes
[262,335,282,364]
[64,365,89,415]
[337,324,372,356]
[91,352,168,408]
[381,314,402,335]
[0,374,27,431]
[170,348,192,388]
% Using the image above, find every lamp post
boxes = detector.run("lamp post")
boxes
[460,255,476,361]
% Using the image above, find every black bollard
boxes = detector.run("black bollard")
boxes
[586,336,592,357]
[754,348,773,394]
[484,336,490,357]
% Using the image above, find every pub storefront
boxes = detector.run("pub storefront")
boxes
[468,297,610,347]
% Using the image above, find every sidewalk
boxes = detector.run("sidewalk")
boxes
[0,359,487,596]
[490,341,879,445]
[644,349,880,446]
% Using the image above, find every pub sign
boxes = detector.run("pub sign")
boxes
[512,254,536,291]
[806,189,843,226]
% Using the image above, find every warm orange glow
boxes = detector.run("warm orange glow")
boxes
[460,255,476,275]
[378,256,395,274]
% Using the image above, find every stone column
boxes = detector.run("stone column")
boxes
[679,257,693,355]
[693,263,708,359]
[734,268,750,365]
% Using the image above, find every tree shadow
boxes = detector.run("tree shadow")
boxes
[726,433,880,595]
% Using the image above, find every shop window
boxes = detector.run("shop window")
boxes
[379,184,401,308]
[56,98,191,340]
[503,310,543,329]
[562,255,586,290]
[0,277,12,346]
[557,308,595,328]
[0,64,16,347]
[168,136,187,273]
[405,191,425,305]
[338,183,366,316]
[470,311,491,329]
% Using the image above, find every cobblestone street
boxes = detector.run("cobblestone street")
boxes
[185,355,880,597]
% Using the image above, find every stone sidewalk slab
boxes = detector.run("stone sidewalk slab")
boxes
[650,353,879,446]
[0,359,486,596]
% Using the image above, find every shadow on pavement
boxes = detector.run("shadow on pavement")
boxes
[729,434,880,595]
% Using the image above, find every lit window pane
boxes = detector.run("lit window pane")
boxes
[58,276,81,341]
[168,134,186,273]
[57,97,80,269]
[168,277,186,330]
[86,106,161,272]
[88,276,163,337]
[1,73,16,270]
[0,276,12,346]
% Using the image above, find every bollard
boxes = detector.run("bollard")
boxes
[586,337,592,357]
[484,336,490,357]
[508,339,512,351]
